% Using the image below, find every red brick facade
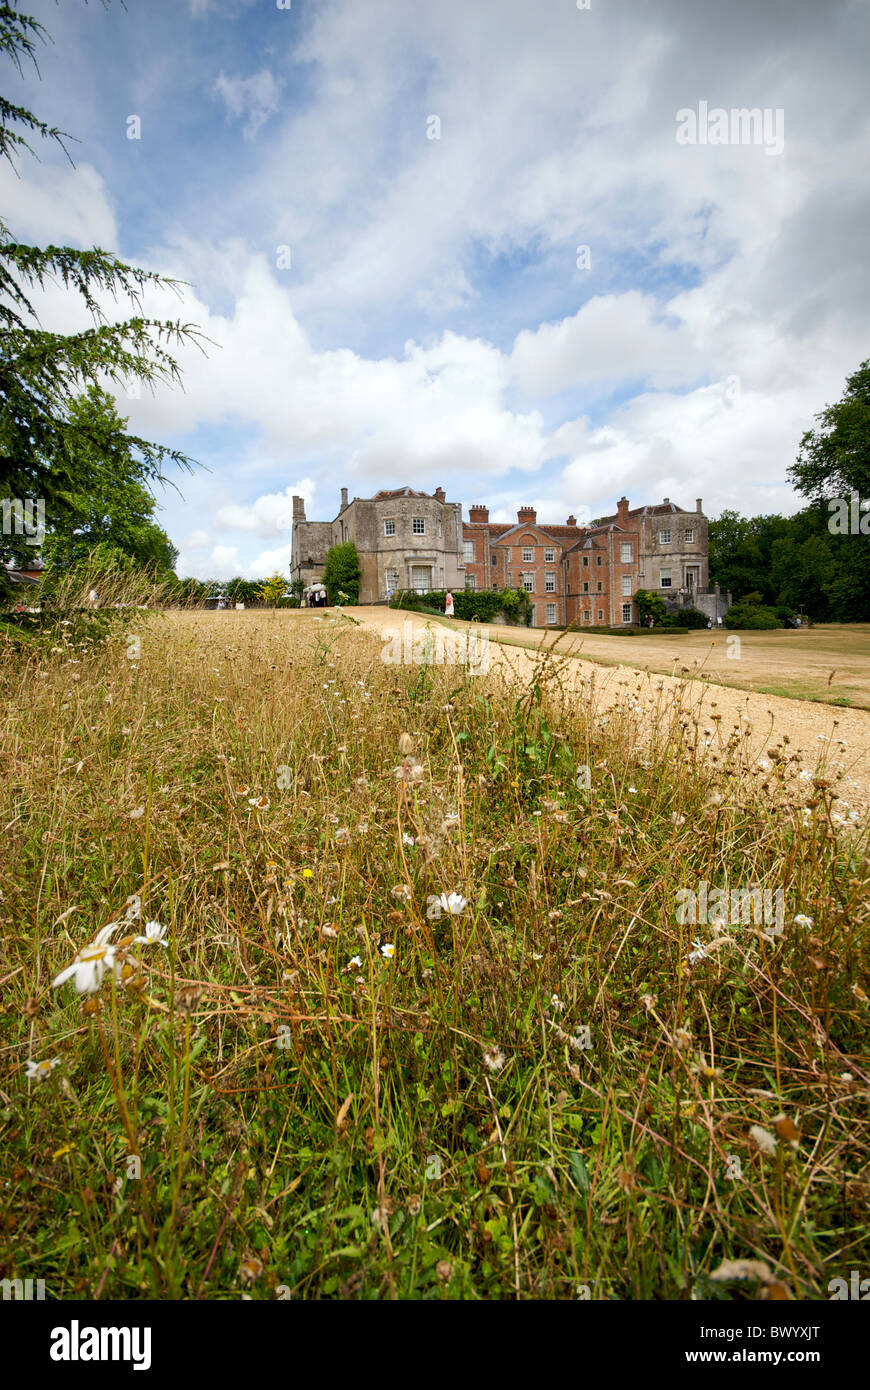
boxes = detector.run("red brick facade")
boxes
[462,496,709,627]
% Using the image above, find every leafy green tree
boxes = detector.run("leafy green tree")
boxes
[259,572,288,608]
[226,578,264,606]
[770,529,833,621]
[323,541,360,603]
[36,386,177,571]
[1,3,203,596]
[708,511,792,603]
[790,360,870,501]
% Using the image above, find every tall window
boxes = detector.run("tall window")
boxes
[684,528,694,543]
[412,517,425,534]
[546,603,557,624]
[620,542,632,562]
[582,610,590,624]
[385,568,399,591]
[621,575,632,596]
[465,574,476,590]
[462,539,475,562]
[545,573,556,592]
[622,603,632,623]
[660,569,672,589]
[491,554,497,567]
[522,573,535,593]
[544,548,555,562]
[597,609,604,622]
[583,581,589,593]
[522,546,534,563]
[596,554,603,566]
[583,556,589,567]
[659,529,671,545]
[384,519,395,537]
[597,581,603,592]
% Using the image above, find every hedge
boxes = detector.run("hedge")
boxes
[390,589,533,625]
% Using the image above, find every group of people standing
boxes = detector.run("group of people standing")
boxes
[303,587,328,608]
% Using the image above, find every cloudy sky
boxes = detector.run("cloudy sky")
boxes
[5,0,869,578]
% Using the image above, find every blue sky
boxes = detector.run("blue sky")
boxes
[5,0,870,578]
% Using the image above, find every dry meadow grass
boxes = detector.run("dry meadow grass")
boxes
[1,603,868,1299]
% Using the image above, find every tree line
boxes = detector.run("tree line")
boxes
[709,360,870,623]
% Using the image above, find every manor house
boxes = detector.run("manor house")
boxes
[289,486,728,626]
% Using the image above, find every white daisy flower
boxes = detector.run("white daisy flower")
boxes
[688,939,707,965]
[439,891,467,915]
[482,1045,505,1072]
[380,942,395,960]
[25,1057,61,1082]
[793,914,814,928]
[52,924,120,995]
[133,920,169,948]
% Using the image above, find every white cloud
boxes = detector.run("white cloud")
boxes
[249,543,294,576]
[214,481,316,537]
[214,68,281,139]
[0,162,117,251]
[182,529,212,548]
[7,0,870,579]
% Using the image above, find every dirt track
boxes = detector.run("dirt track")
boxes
[350,606,870,821]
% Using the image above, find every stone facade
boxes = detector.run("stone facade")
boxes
[291,486,724,625]
[291,486,464,604]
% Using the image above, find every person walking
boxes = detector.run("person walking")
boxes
[444,590,454,618]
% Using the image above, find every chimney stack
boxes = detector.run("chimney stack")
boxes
[434,486,445,503]
[292,495,306,523]
[617,496,629,523]
[696,498,703,514]
[468,504,489,524]
[340,487,348,510]
[517,505,537,525]
[566,514,577,527]
[663,497,670,505]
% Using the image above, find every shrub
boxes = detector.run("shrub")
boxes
[389,589,532,625]
[323,542,360,604]
[678,607,711,629]
[724,601,782,630]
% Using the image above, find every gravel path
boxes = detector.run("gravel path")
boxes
[352,606,870,820]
